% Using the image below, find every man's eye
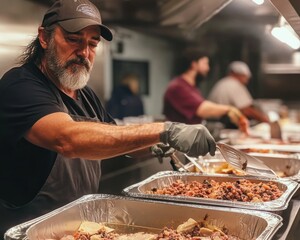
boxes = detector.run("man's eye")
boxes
[89,42,99,48]
[67,37,81,43]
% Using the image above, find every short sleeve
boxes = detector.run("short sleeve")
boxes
[208,78,253,109]
[165,82,204,120]
[0,68,64,145]
[229,84,253,109]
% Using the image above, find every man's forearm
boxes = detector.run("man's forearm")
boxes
[26,112,164,160]
[63,122,164,160]
[197,100,229,119]
[241,106,269,123]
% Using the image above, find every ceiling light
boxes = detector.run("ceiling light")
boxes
[271,26,300,49]
[0,32,34,46]
[252,0,264,5]
[0,46,19,54]
[270,16,300,49]
[0,23,36,46]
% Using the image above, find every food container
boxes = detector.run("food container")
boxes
[247,154,300,182]
[233,143,300,154]
[123,171,299,212]
[221,122,300,142]
[5,194,282,240]
[186,151,300,182]
[219,129,269,144]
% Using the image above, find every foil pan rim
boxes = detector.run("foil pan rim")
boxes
[183,160,300,183]
[123,171,299,211]
[16,194,282,240]
[233,144,300,153]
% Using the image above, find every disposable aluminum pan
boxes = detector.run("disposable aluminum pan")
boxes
[233,143,300,154]
[187,151,300,182]
[5,194,282,240]
[248,154,300,182]
[123,171,299,212]
[233,145,300,182]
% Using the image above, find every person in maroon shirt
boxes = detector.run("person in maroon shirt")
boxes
[163,52,249,134]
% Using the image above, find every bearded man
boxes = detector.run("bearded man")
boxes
[0,0,216,236]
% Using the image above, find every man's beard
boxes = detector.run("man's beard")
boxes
[45,38,92,91]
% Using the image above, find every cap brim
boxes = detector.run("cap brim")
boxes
[58,19,113,41]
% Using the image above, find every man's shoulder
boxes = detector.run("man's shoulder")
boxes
[217,76,241,88]
[1,65,23,81]
[0,63,55,101]
[168,76,188,88]
[1,62,41,84]
[0,64,29,91]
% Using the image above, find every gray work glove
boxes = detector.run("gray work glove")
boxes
[160,122,216,157]
[150,143,175,163]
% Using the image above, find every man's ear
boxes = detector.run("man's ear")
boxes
[38,27,48,49]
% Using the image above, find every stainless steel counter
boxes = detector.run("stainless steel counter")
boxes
[274,199,300,240]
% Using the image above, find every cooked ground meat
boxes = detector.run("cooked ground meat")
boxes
[147,179,283,202]
[64,219,241,240]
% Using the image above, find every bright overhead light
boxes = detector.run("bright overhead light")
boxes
[0,23,36,46]
[0,32,34,46]
[252,0,264,5]
[271,26,300,49]
[0,46,19,54]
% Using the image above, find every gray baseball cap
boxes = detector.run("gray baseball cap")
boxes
[42,0,113,41]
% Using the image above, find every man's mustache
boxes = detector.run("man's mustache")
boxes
[65,58,91,71]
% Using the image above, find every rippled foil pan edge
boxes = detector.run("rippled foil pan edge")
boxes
[5,194,282,240]
[123,171,299,212]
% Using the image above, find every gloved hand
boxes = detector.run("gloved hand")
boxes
[160,122,216,157]
[150,143,175,163]
[227,107,249,135]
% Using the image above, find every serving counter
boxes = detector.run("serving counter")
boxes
[5,128,300,239]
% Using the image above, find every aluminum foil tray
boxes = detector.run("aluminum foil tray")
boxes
[5,194,282,240]
[220,123,300,143]
[234,143,300,154]
[123,171,299,212]
[187,151,300,182]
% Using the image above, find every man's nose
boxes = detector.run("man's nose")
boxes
[77,42,89,59]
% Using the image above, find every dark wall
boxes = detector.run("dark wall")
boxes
[209,35,262,98]
[262,73,300,100]
[168,34,300,103]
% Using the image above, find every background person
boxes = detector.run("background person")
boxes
[208,61,269,125]
[163,52,249,134]
[106,74,144,120]
[0,0,216,235]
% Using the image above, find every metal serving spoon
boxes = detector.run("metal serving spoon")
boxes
[184,154,206,173]
[216,142,278,178]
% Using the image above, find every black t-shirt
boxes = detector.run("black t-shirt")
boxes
[0,62,114,206]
